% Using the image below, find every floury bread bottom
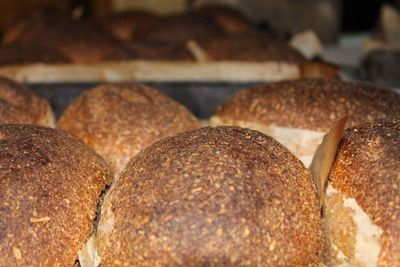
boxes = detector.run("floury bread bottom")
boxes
[322,119,400,266]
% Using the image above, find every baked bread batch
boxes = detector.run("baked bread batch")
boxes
[0,4,399,267]
[0,75,398,266]
[0,6,303,65]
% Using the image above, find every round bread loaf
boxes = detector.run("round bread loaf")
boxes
[0,76,55,127]
[59,83,200,173]
[323,118,400,266]
[94,126,321,266]
[0,124,112,266]
[210,79,400,165]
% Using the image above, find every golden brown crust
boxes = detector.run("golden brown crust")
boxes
[327,118,400,266]
[0,76,55,127]
[214,79,400,132]
[197,32,305,63]
[0,124,112,266]
[59,83,200,173]
[96,126,322,266]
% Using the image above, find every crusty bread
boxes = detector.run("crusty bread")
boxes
[197,32,305,63]
[323,118,400,266]
[59,83,201,173]
[211,79,400,165]
[94,126,321,266]
[0,124,112,266]
[0,76,55,127]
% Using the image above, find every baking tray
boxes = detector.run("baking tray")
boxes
[26,82,261,120]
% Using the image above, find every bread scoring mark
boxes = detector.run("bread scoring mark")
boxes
[78,235,101,267]
[210,116,325,166]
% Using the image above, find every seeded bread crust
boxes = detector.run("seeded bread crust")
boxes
[0,124,112,266]
[214,79,400,132]
[96,126,321,266]
[324,118,400,266]
[0,77,55,127]
[59,83,200,173]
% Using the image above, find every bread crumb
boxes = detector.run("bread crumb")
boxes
[13,246,22,260]
[30,216,50,223]
[243,227,250,237]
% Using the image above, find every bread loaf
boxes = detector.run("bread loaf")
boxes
[0,124,112,266]
[211,79,400,165]
[59,83,200,173]
[323,118,400,266]
[0,76,55,127]
[94,126,321,266]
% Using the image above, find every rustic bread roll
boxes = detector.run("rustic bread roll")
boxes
[211,79,400,165]
[197,32,305,63]
[0,124,112,266]
[0,76,55,127]
[59,83,200,173]
[323,118,400,266]
[94,126,321,266]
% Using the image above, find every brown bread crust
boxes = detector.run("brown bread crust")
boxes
[96,126,321,266]
[0,125,112,266]
[0,77,55,127]
[59,83,200,173]
[198,32,305,63]
[215,79,400,132]
[326,118,400,266]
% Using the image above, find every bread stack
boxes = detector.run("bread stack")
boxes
[0,5,307,77]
